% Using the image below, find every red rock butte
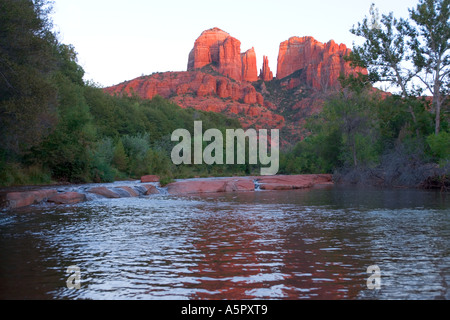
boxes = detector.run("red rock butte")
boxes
[241,47,258,82]
[104,27,367,145]
[185,28,366,88]
[187,27,260,82]
[260,56,274,82]
[277,36,367,89]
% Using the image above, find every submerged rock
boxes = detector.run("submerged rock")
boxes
[87,187,121,199]
[140,184,160,195]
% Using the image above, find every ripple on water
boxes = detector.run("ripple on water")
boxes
[0,187,448,300]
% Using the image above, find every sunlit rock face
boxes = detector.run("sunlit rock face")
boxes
[104,28,368,147]
[277,36,367,89]
[259,56,273,82]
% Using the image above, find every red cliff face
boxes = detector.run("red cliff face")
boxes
[105,71,284,130]
[259,56,274,81]
[241,48,258,82]
[277,36,367,90]
[187,28,259,82]
[277,36,322,79]
[187,28,230,70]
[218,36,242,81]
[105,72,265,104]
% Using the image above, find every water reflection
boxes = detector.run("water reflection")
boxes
[0,186,448,300]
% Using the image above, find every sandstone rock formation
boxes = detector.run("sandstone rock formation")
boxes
[48,192,87,204]
[140,184,160,195]
[105,71,285,130]
[167,177,255,195]
[166,174,333,195]
[3,189,57,209]
[187,28,259,82]
[259,56,273,82]
[88,187,121,199]
[188,28,231,70]
[0,174,334,210]
[105,28,368,146]
[277,36,367,90]
[106,71,264,105]
[241,48,258,82]
[141,175,160,183]
[117,186,139,197]
[256,174,333,190]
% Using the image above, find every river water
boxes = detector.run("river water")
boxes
[0,185,448,300]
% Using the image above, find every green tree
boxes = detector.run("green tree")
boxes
[281,83,383,174]
[112,139,128,173]
[36,71,95,182]
[349,0,449,136]
[349,5,420,131]
[90,137,116,182]
[321,89,380,168]
[407,0,449,135]
[427,130,450,161]
[0,0,58,158]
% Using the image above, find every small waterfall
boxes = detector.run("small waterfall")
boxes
[84,192,106,202]
[110,187,133,198]
[156,186,169,195]
[133,185,149,196]
[253,179,262,191]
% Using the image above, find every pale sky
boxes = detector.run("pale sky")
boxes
[50,0,420,87]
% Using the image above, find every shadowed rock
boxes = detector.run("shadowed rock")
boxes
[117,186,140,197]
[88,187,121,198]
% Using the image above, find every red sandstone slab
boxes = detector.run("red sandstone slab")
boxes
[167,177,255,195]
[6,189,57,209]
[313,174,334,184]
[223,178,255,192]
[117,186,139,197]
[257,174,333,190]
[48,192,86,204]
[141,175,160,183]
[259,183,296,190]
[141,184,160,195]
[88,187,120,198]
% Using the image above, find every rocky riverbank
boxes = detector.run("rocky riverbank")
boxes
[0,174,333,211]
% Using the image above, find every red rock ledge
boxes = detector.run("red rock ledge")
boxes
[166,174,333,195]
[0,174,333,210]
